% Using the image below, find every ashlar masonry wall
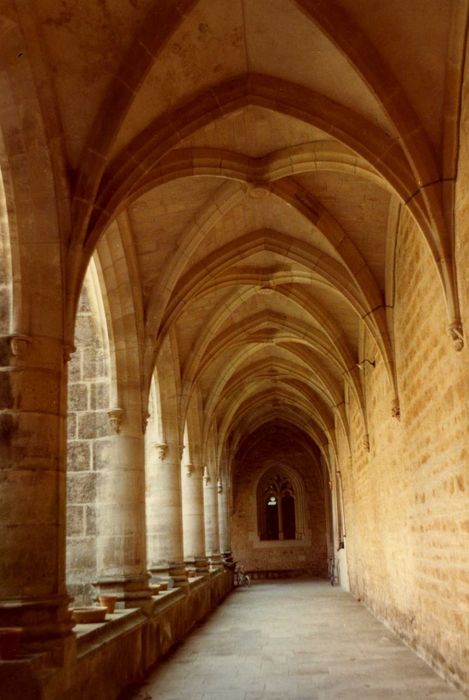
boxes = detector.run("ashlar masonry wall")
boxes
[66,286,111,604]
[339,210,469,691]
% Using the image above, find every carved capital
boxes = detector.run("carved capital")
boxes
[9,334,31,359]
[107,408,124,434]
[391,398,400,420]
[142,410,150,434]
[185,462,194,477]
[362,433,370,452]
[203,466,211,485]
[154,442,168,460]
[217,478,223,494]
[63,342,76,363]
[448,321,464,351]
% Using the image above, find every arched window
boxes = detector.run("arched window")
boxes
[258,469,297,541]
[266,495,279,540]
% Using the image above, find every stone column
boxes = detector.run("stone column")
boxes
[147,441,187,586]
[181,461,209,573]
[0,334,74,659]
[203,467,222,569]
[217,479,232,557]
[95,411,151,605]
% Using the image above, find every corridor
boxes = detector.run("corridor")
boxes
[124,580,465,700]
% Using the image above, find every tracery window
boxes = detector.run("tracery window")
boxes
[257,469,297,541]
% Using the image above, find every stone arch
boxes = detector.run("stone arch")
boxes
[85,71,461,344]
[128,142,388,198]
[215,385,337,469]
[0,9,66,340]
[72,0,199,240]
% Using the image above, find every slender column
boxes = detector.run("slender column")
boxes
[0,334,74,658]
[95,413,151,605]
[147,441,187,586]
[217,479,232,557]
[203,467,222,569]
[181,461,209,573]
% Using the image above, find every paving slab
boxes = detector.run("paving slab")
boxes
[123,580,466,700]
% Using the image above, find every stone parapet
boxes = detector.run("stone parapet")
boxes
[0,570,233,700]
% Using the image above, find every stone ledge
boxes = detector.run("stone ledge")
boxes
[71,569,232,699]
[74,583,196,652]
[0,570,233,700]
[75,608,144,656]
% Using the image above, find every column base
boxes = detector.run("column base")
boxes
[94,573,152,608]
[184,556,209,576]
[0,594,75,663]
[149,561,188,588]
[208,552,222,571]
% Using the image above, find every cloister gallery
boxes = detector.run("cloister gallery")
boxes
[0,1,468,698]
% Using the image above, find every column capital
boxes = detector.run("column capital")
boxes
[154,442,169,460]
[8,333,32,359]
[448,320,464,351]
[107,407,125,433]
[62,342,76,363]
[142,410,150,434]
[1,332,67,368]
[184,462,195,476]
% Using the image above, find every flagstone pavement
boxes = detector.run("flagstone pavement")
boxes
[122,579,466,700]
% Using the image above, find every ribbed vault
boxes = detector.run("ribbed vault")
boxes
[13,0,465,508]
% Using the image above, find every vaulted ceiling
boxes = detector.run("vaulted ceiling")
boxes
[17,0,464,462]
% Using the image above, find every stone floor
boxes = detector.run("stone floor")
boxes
[123,580,466,700]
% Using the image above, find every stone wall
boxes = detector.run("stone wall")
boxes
[66,286,111,603]
[231,432,328,577]
[339,211,469,691]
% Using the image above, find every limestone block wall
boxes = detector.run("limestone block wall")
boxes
[338,212,469,691]
[231,442,327,576]
[66,288,111,603]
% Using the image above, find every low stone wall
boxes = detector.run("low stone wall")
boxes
[0,570,233,700]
